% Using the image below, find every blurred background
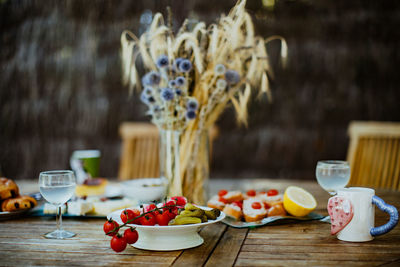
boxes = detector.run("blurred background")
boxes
[1,0,399,180]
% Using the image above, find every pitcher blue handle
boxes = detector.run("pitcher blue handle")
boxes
[370,196,399,236]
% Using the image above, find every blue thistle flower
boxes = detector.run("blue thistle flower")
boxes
[161,88,174,101]
[168,80,177,88]
[186,110,196,120]
[186,99,198,111]
[179,59,192,73]
[175,76,186,86]
[175,89,183,96]
[156,55,169,68]
[175,58,183,69]
[142,71,161,86]
[225,70,240,84]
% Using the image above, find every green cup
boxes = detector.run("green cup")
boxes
[70,150,101,184]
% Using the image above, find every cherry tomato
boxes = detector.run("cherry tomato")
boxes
[163,208,177,219]
[156,212,171,226]
[140,214,157,226]
[131,209,142,224]
[103,219,119,236]
[264,202,271,209]
[232,201,243,209]
[123,228,139,244]
[251,202,262,209]
[110,234,127,252]
[144,204,157,213]
[267,189,279,196]
[163,200,178,215]
[218,197,228,204]
[120,209,135,224]
[163,200,176,210]
[171,196,187,207]
[247,189,256,197]
[218,190,228,197]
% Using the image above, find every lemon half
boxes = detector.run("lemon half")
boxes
[283,186,317,217]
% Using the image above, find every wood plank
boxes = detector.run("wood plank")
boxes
[0,258,171,267]
[172,223,227,267]
[204,227,248,267]
[0,250,176,264]
[238,251,400,261]
[235,258,386,266]
[240,244,400,254]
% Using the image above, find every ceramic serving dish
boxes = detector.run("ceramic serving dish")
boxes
[120,178,167,203]
[107,206,225,251]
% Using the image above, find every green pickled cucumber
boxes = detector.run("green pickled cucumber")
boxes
[168,216,202,225]
[212,208,221,218]
[184,203,200,211]
[179,209,205,218]
[201,215,208,222]
[204,209,217,220]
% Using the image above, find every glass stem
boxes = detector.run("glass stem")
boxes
[57,206,63,231]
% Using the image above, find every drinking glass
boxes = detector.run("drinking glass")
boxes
[316,160,351,195]
[39,170,76,239]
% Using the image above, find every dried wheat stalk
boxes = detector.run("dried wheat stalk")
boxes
[120,0,287,203]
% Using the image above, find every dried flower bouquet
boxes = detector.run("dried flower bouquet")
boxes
[120,0,287,203]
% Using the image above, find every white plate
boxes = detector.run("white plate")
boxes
[108,206,225,251]
[120,178,168,203]
[0,209,32,221]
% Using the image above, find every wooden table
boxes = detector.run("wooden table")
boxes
[1,178,399,266]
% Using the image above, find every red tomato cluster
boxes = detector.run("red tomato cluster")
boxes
[103,196,187,252]
[246,189,278,197]
[216,188,279,212]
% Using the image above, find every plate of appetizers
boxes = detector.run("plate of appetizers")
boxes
[107,197,225,251]
[208,187,324,228]
[0,177,39,221]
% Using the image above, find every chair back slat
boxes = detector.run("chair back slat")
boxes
[118,122,218,180]
[347,121,400,191]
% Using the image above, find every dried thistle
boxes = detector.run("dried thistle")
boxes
[121,0,287,128]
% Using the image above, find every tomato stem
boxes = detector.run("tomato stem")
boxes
[105,204,180,235]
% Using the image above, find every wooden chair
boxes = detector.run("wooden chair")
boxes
[347,121,400,190]
[118,122,219,180]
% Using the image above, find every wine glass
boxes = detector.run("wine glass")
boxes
[316,160,351,195]
[39,170,77,239]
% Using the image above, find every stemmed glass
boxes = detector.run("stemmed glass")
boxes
[316,160,351,195]
[39,170,77,239]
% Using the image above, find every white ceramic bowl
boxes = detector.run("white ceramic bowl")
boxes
[121,178,167,203]
[107,206,225,251]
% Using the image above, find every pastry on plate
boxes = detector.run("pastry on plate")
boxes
[223,203,243,220]
[75,178,108,197]
[242,197,268,222]
[258,193,283,206]
[220,191,243,203]
[267,203,287,217]
[0,177,19,200]
[207,195,226,210]
[1,195,37,212]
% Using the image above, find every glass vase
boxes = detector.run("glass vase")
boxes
[159,129,209,205]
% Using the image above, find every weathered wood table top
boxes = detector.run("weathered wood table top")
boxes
[1,178,399,266]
